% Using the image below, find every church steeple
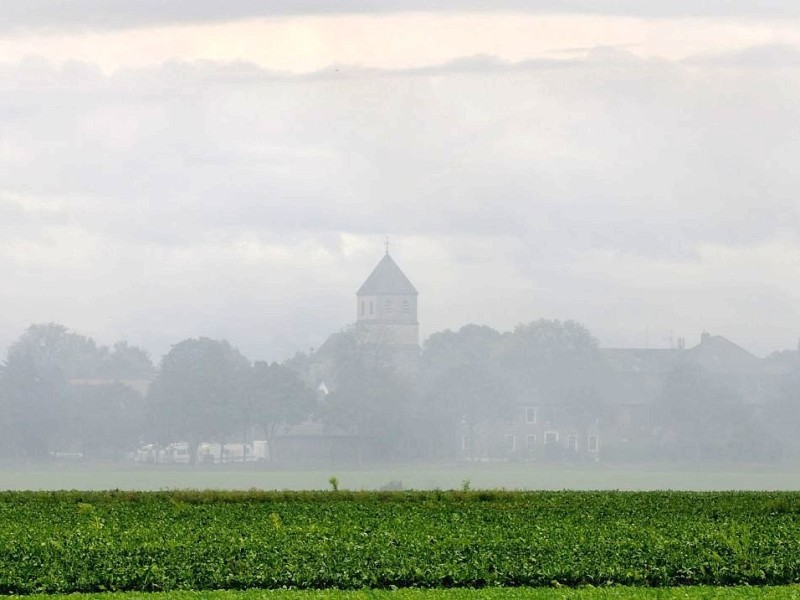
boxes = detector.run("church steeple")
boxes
[357,253,417,297]
[356,251,419,347]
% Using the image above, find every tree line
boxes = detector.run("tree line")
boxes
[0,321,798,462]
[0,321,605,461]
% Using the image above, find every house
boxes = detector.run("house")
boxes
[459,404,602,463]
[471,331,795,463]
[600,332,792,460]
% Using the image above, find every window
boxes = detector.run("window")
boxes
[525,407,537,424]
[360,301,365,316]
[369,301,373,315]
[505,434,516,452]
[544,431,559,445]
[567,435,578,452]
[526,434,537,450]
[587,435,599,452]
[385,299,392,314]
[402,300,410,314]
[461,435,468,451]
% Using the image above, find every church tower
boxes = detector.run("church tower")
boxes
[356,250,419,348]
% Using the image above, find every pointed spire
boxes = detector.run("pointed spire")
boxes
[357,253,417,296]
[384,237,390,255]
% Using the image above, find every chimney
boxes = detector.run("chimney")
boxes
[701,331,711,344]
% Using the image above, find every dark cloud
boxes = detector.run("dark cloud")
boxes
[4,1,800,34]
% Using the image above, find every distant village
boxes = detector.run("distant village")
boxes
[0,251,797,465]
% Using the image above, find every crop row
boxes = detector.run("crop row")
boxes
[1,490,800,593]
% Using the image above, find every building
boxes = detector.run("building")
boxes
[270,250,421,464]
[466,331,795,463]
[355,250,419,348]
[599,332,791,460]
[310,249,420,378]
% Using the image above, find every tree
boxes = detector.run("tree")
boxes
[0,348,69,457]
[765,350,800,371]
[6,323,154,380]
[768,369,800,459]
[242,361,317,444]
[8,323,105,378]
[655,364,752,459]
[424,361,511,460]
[147,338,250,462]
[495,319,607,423]
[323,360,413,462]
[0,323,155,460]
[105,341,155,379]
[317,328,416,462]
[67,383,146,459]
[420,325,509,459]
[421,324,503,384]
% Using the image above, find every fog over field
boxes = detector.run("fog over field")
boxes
[1,1,800,490]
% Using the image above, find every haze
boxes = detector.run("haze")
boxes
[2,1,800,361]
[1,1,800,490]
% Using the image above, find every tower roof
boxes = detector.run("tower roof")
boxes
[357,253,418,296]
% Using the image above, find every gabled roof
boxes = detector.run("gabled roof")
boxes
[603,334,787,376]
[357,253,417,296]
[683,335,777,374]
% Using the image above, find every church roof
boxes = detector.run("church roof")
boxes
[357,253,418,296]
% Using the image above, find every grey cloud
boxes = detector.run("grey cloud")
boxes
[3,51,800,359]
[4,1,800,35]
[3,51,800,255]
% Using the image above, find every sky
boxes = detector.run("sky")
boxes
[2,1,800,362]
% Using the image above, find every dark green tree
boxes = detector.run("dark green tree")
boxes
[6,323,154,380]
[9,323,105,378]
[421,324,503,384]
[243,361,317,443]
[318,328,415,462]
[68,383,146,459]
[420,325,508,458]
[147,338,250,462]
[104,341,155,379]
[424,361,511,460]
[0,349,69,457]
[655,364,752,459]
[767,369,800,459]
[495,319,607,425]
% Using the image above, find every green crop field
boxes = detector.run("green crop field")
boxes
[20,586,800,599]
[3,490,800,594]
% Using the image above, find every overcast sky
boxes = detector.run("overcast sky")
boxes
[2,1,800,362]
